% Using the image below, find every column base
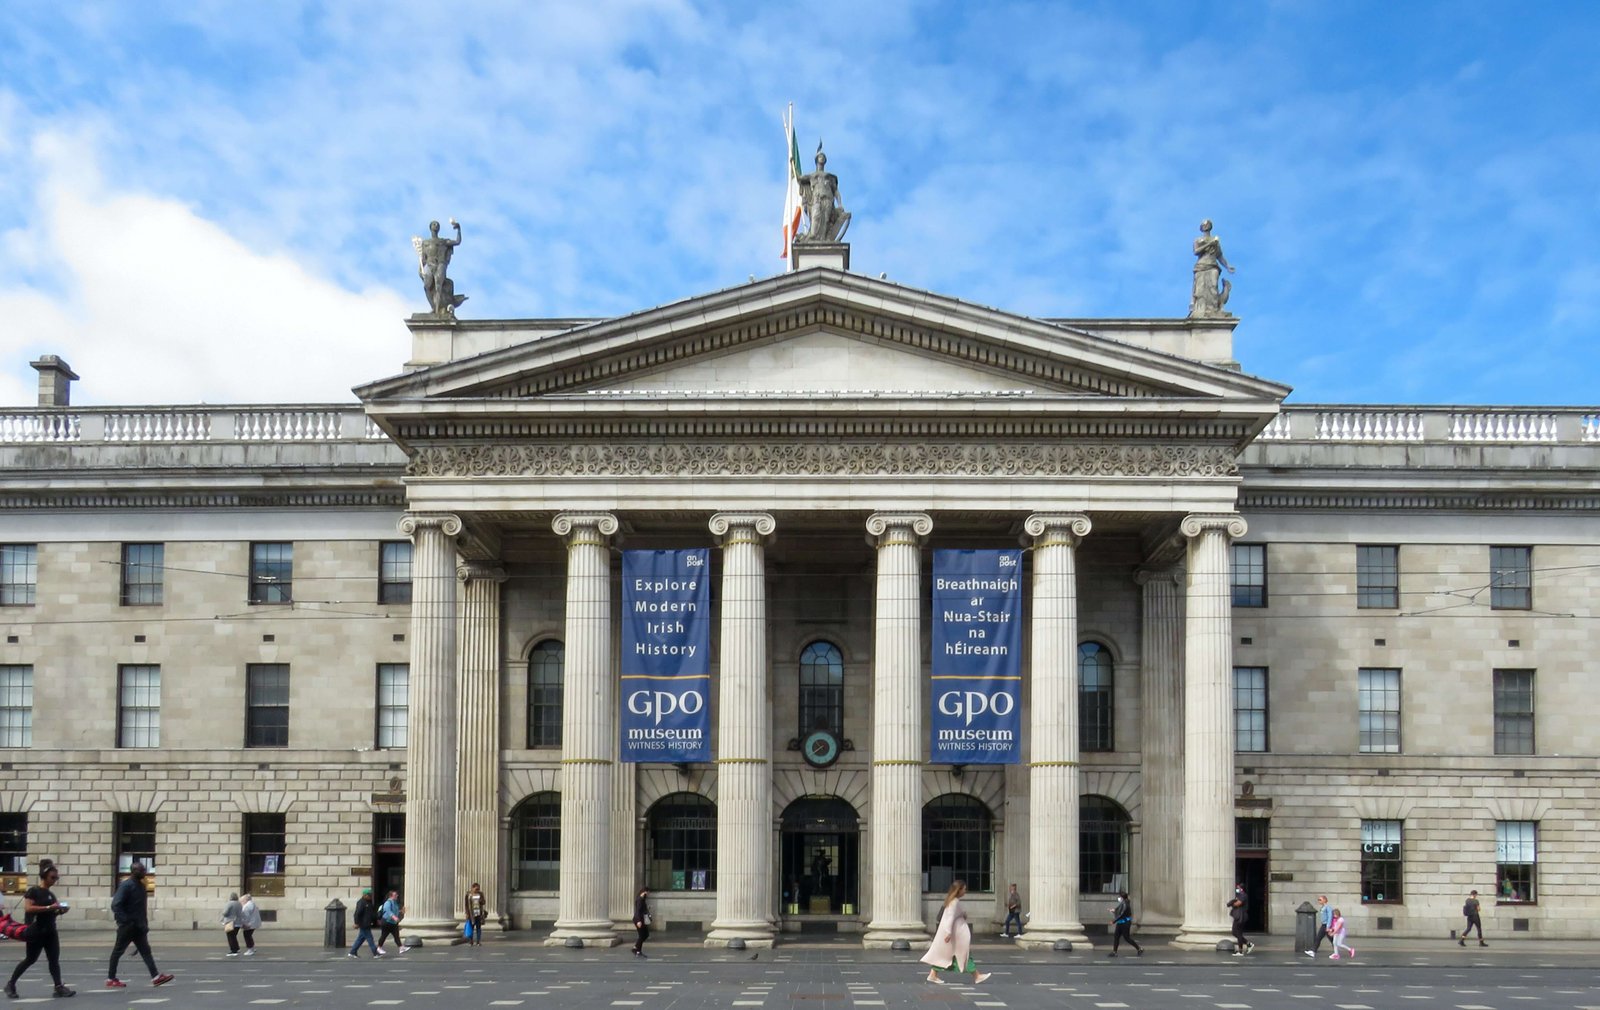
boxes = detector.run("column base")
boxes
[1171,926,1234,950]
[704,924,778,949]
[401,918,471,942]
[545,923,622,948]
[1014,923,1090,951]
[861,921,929,949]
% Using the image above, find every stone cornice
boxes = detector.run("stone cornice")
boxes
[0,489,405,510]
[406,442,1240,479]
[1240,490,1600,512]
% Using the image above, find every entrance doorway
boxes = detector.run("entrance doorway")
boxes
[1235,817,1268,932]
[374,813,405,899]
[781,798,859,917]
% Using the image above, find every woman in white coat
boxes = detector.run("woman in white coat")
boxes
[920,880,991,985]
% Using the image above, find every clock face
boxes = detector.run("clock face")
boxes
[801,730,841,769]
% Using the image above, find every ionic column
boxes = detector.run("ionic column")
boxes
[456,560,507,931]
[706,513,778,948]
[862,512,932,948]
[398,512,463,936]
[1173,514,1247,948]
[1136,565,1186,932]
[547,512,621,946]
[1018,513,1091,950]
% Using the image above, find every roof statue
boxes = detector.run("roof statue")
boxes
[412,218,468,319]
[796,143,851,244]
[1188,219,1234,318]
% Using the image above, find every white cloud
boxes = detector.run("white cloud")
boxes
[0,130,413,407]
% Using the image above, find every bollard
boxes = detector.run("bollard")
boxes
[1294,900,1317,954]
[324,898,347,949]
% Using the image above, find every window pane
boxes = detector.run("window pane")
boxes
[645,794,717,891]
[0,666,33,748]
[1358,668,1401,753]
[246,664,290,747]
[527,641,564,748]
[1496,821,1536,902]
[922,794,994,893]
[1489,546,1532,610]
[378,541,413,605]
[120,543,165,606]
[1080,796,1131,896]
[798,641,844,738]
[1233,666,1268,752]
[249,542,293,604]
[1493,669,1534,756]
[0,814,27,873]
[1356,545,1399,609]
[1230,544,1267,607]
[1360,819,1403,902]
[118,664,161,748]
[512,792,562,890]
[1078,642,1113,752]
[0,545,38,606]
[377,664,408,749]
[243,813,286,884]
[115,813,157,880]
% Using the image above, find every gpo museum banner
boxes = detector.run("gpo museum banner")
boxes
[930,549,1023,764]
[620,549,712,762]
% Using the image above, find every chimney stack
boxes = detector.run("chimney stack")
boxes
[30,356,79,407]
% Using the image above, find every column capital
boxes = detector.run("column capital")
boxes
[709,512,776,543]
[1180,513,1248,540]
[552,512,620,540]
[1022,512,1091,546]
[399,512,463,538]
[456,560,508,584]
[1134,564,1185,588]
[865,511,932,547]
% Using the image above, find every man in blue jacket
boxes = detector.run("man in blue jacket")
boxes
[105,864,175,990]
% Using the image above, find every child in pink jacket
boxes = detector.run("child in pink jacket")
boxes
[1329,909,1355,960]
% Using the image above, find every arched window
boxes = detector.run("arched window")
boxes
[1080,795,1131,896]
[798,640,844,738]
[510,791,561,891]
[645,793,717,891]
[526,640,563,748]
[1079,641,1114,752]
[921,794,994,893]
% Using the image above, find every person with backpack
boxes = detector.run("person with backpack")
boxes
[377,891,409,954]
[347,889,382,958]
[1459,889,1488,947]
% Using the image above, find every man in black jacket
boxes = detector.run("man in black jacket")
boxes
[348,888,382,958]
[106,864,174,989]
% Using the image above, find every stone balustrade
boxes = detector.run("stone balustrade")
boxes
[1254,406,1599,445]
[0,406,387,443]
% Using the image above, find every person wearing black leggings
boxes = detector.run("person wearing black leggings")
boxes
[5,858,73,999]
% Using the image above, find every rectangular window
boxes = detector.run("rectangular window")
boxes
[1233,666,1268,753]
[243,812,286,895]
[0,545,38,606]
[1489,546,1532,610]
[0,813,25,873]
[1495,821,1537,903]
[248,542,293,604]
[1356,545,1399,609]
[1358,667,1402,754]
[1493,669,1535,756]
[1230,544,1267,607]
[378,541,413,605]
[119,543,164,606]
[0,666,33,748]
[1360,819,1403,903]
[115,812,156,882]
[376,664,408,749]
[245,664,290,747]
[117,664,161,748]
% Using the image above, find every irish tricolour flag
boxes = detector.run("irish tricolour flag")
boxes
[782,104,803,259]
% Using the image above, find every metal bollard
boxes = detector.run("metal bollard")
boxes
[1295,900,1317,953]
[324,898,348,949]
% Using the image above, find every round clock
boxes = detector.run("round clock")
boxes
[801,729,842,769]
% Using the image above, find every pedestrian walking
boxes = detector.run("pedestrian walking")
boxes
[376,891,408,953]
[1227,883,1253,955]
[1002,884,1024,938]
[239,894,261,955]
[4,858,74,999]
[1459,889,1487,947]
[631,887,651,958]
[1329,908,1355,959]
[221,893,243,956]
[1107,890,1143,957]
[347,888,382,958]
[1306,895,1334,957]
[464,883,488,946]
[105,862,175,989]
[920,880,991,985]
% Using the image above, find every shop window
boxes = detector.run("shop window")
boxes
[243,813,286,897]
[1360,819,1403,903]
[645,793,716,892]
[1495,821,1536,903]
[510,792,561,891]
[922,794,994,894]
[1080,795,1131,896]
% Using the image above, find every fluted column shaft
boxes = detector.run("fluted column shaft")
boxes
[1137,566,1186,931]
[1175,514,1246,947]
[707,513,777,947]
[548,513,621,945]
[398,512,462,935]
[1019,513,1091,949]
[863,512,932,947]
[456,561,506,930]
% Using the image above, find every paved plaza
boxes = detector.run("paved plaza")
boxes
[6,932,1597,1009]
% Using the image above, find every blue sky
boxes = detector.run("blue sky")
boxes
[2,1,1596,407]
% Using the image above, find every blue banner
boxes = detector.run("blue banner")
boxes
[931,549,1023,764]
[621,549,712,762]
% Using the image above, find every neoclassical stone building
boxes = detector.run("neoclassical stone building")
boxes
[1,244,1596,944]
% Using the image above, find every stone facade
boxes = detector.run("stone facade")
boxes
[1,265,1595,944]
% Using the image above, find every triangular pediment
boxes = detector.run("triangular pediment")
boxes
[357,269,1290,406]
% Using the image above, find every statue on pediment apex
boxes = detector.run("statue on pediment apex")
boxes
[1188,219,1235,319]
[413,218,468,319]
[797,144,852,244]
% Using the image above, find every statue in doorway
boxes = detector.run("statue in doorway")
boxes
[811,848,832,891]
